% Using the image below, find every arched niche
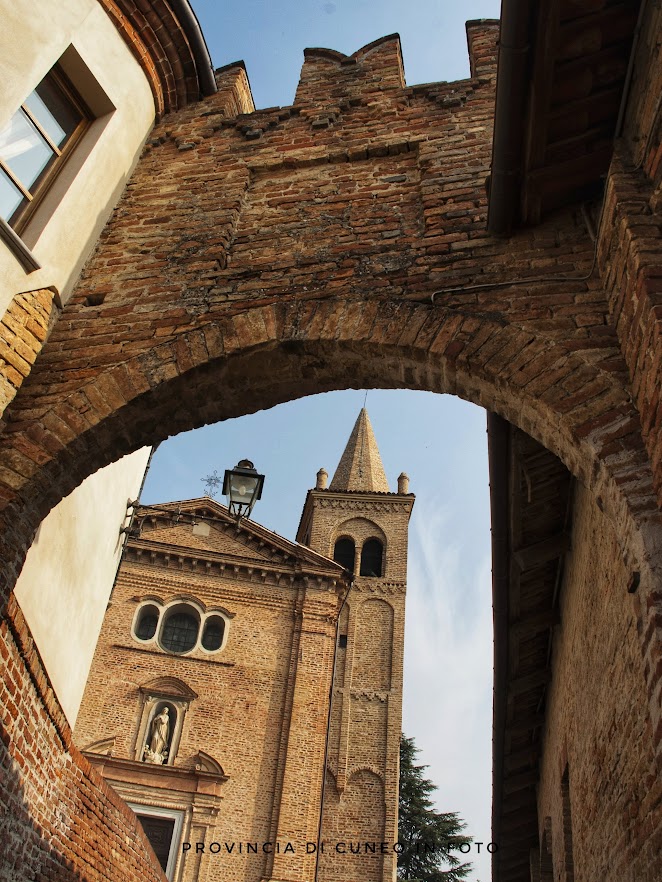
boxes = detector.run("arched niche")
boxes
[134,678,197,766]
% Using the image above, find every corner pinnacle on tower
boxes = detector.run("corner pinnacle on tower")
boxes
[329,408,390,493]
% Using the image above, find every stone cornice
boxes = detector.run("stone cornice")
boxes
[296,488,415,542]
[312,489,415,507]
[124,538,347,594]
[84,752,228,789]
[133,498,346,574]
[352,581,406,595]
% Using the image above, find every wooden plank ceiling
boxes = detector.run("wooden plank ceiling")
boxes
[522,0,640,222]
[490,0,643,231]
[489,416,573,882]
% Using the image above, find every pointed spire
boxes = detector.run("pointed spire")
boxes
[329,408,390,493]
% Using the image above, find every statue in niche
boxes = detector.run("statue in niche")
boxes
[143,706,170,764]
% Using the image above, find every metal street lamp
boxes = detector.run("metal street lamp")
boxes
[222,459,264,519]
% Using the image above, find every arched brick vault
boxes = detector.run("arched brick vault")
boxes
[0,27,661,881]
[0,30,661,605]
[0,298,660,583]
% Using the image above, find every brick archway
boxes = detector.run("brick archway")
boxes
[3,27,658,601]
[1,296,659,597]
[3,14,662,882]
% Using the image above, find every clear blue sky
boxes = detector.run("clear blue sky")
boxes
[191,0,501,108]
[143,3,502,878]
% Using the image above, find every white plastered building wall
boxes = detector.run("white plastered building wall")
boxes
[14,449,153,725]
[2,0,157,725]
[0,0,156,309]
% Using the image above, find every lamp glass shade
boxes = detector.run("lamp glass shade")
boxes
[223,460,264,518]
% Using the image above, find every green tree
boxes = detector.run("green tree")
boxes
[397,733,473,881]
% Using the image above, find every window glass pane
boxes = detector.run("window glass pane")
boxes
[0,109,54,190]
[161,610,198,653]
[0,170,25,222]
[26,76,82,148]
[136,815,175,872]
[202,616,224,651]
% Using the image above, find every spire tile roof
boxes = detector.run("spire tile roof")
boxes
[329,408,390,493]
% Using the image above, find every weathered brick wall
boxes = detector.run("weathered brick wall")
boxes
[0,19,661,882]
[0,595,166,882]
[536,481,662,882]
[0,287,56,421]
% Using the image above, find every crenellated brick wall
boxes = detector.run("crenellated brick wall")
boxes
[2,21,657,581]
[0,17,662,882]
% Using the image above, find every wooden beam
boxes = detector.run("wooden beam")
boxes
[499,811,539,833]
[501,788,541,812]
[507,711,546,733]
[523,0,562,195]
[513,533,570,570]
[505,746,540,773]
[503,769,539,794]
[508,668,552,695]
[511,608,560,636]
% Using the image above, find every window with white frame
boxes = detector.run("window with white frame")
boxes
[129,803,184,881]
[132,599,230,655]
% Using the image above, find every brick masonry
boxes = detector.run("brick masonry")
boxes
[537,482,662,882]
[0,287,56,421]
[0,594,167,882]
[0,16,661,882]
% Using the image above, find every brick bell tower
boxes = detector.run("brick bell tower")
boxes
[297,408,414,882]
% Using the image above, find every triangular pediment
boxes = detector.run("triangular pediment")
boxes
[131,497,345,575]
[82,736,116,756]
[139,520,275,561]
[195,751,226,777]
[139,677,198,700]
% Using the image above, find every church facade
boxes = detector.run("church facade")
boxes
[74,409,414,882]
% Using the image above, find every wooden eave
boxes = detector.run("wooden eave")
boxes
[488,0,643,232]
[489,414,574,882]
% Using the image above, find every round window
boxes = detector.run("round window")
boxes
[160,608,199,653]
[201,615,225,652]
[135,604,159,641]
